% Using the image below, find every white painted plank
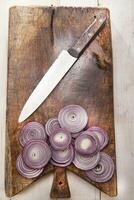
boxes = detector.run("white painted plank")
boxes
[7,0,60,7]
[0,1,9,200]
[12,175,53,200]
[98,0,134,200]
[67,171,100,200]
[60,0,97,7]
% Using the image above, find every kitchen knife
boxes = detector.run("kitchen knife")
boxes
[18,15,106,123]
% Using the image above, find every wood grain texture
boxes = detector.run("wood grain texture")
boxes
[68,15,106,58]
[50,168,70,198]
[6,6,117,198]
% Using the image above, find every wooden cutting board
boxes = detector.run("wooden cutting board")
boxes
[5,6,117,198]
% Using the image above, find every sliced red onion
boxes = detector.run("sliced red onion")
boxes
[73,151,100,170]
[88,127,109,150]
[49,128,72,150]
[19,122,47,147]
[51,145,74,164]
[75,134,98,155]
[45,118,60,136]
[16,154,43,178]
[51,155,74,167]
[71,138,75,146]
[22,140,51,169]
[86,152,114,182]
[58,105,88,133]
[71,132,81,139]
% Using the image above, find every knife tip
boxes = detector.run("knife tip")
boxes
[18,111,25,123]
[18,115,23,123]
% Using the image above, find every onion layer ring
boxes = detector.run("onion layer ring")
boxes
[45,118,60,136]
[49,128,72,150]
[73,151,100,170]
[51,145,74,164]
[19,122,47,147]
[16,154,43,178]
[22,140,51,169]
[75,133,98,155]
[88,127,109,150]
[86,152,114,182]
[58,105,88,133]
[51,155,74,167]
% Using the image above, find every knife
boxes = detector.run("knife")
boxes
[18,15,106,123]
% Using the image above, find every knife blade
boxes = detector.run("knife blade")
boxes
[18,15,106,123]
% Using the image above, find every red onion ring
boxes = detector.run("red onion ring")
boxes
[86,152,114,182]
[88,127,109,150]
[51,155,74,167]
[45,118,60,136]
[16,154,43,178]
[71,132,81,139]
[19,122,47,147]
[22,140,51,169]
[58,105,88,133]
[75,133,98,155]
[51,145,74,164]
[73,151,100,170]
[49,128,72,150]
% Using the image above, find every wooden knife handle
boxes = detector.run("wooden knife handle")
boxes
[68,15,106,58]
[50,167,71,198]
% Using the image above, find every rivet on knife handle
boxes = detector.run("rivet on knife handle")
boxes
[68,15,106,58]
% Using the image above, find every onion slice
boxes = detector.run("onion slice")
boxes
[58,105,88,133]
[75,133,98,155]
[19,122,47,147]
[88,127,109,150]
[22,140,51,169]
[71,132,81,139]
[73,151,100,170]
[45,118,60,136]
[86,152,114,182]
[49,128,72,150]
[51,145,74,164]
[51,155,74,167]
[16,154,43,178]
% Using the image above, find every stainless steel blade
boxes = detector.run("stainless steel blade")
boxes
[18,50,77,122]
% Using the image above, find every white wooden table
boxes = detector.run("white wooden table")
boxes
[0,0,134,200]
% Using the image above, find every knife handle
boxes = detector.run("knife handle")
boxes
[68,15,106,58]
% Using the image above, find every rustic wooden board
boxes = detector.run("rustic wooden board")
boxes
[5,6,117,197]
